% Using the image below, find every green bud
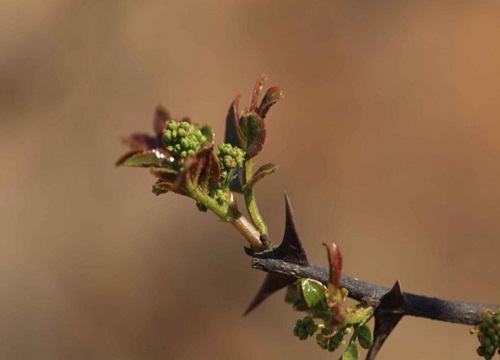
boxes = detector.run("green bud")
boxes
[163,120,208,159]
[481,323,490,332]
[491,334,499,346]
[316,334,328,349]
[477,346,486,356]
[481,336,492,347]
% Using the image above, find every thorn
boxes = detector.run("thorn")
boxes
[366,280,406,360]
[244,273,295,315]
[244,193,309,315]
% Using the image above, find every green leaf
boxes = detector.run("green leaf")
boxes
[358,324,373,349]
[116,149,171,167]
[242,163,277,190]
[298,279,328,310]
[341,343,359,360]
[240,112,266,159]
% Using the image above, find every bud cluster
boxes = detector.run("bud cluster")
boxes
[217,143,245,183]
[316,326,351,352]
[163,121,207,159]
[293,316,319,340]
[473,308,500,359]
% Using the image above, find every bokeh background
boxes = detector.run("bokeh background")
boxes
[1,1,499,359]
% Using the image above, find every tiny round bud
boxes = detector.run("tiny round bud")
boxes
[477,346,486,356]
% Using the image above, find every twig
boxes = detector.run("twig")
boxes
[251,256,496,325]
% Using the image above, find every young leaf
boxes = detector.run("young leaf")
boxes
[298,279,328,309]
[224,99,243,148]
[115,149,171,167]
[341,343,359,360]
[173,147,220,193]
[242,163,277,190]
[250,74,268,111]
[323,242,343,293]
[257,86,284,119]
[240,112,266,159]
[153,105,171,136]
[152,180,175,195]
[358,324,373,349]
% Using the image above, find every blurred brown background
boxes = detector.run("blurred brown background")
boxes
[1,1,499,359]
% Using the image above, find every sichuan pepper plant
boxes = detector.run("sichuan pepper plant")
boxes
[117,76,499,359]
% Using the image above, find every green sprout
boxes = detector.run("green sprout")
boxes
[116,76,284,253]
[287,243,374,359]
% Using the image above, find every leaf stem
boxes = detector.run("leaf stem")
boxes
[243,159,269,236]
[184,180,264,251]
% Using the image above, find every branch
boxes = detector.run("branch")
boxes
[251,255,495,325]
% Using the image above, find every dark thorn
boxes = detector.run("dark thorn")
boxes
[366,280,405,360]
[245,193,310,314]
[244,246,254,256]
[244,273,296,315]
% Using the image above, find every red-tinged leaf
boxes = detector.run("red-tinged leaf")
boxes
[173,147,220,193]
[257,86,284,119]
[224,98,244,148]
[240,112,266,159]
[173,155,198,193]
[121,132,158,151]
[250,74,268,111]
[115,149,171,167]
[323,242,343,294]
[196,146,220,189]
[153,105,171,136]
[150,167,178,182]
[243,163,277,190]
[152,180,174,195]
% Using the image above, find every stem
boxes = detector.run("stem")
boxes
[232,212,265,251]
[184,180,264,251]
[251,256,498,325]
[243,159,268,235]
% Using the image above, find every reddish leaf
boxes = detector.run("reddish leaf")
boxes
[173,147,220,193]
[153,105,171,136]
[323,242,343,293]
[224,98,244,148]
[257,86,284,119]
[150,167,178,182]
[120,132,158,151]
[243,163,277,190]
[250,74,268,112]
[115,149,171,167]
[240,112,266,159]
[152,180,175,195]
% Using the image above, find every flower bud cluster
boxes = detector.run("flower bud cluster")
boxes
[316,326,351,352]
[293,316,319,340]
[163,121,207,159]
[475,308,500,359]
[217,143,245,183]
